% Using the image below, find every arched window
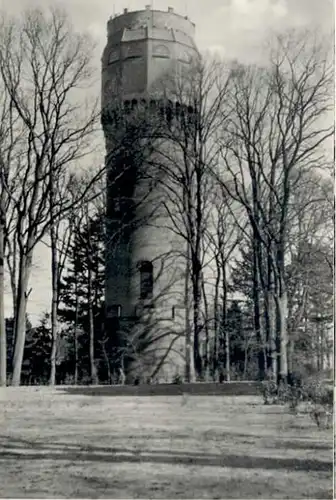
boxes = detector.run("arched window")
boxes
[149,99,157,111]
[166,100,173,125]
[152,44,170,59]
[180,104,188,118]
[124,100,130,114]
[158,99,165,118]
[138,261,153,299]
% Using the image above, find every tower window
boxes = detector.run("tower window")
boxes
[139,261,153,299]
[113,197,121,213]
[107,305,122,318]
[149,99,157,111]
[124,100,130,114]
[158,100,165,118]
[166,100,173,125]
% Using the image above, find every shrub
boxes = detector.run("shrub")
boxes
[260,371,333,425]
[283,377,333,427]
[63,374,75,386]
[303,380,333,404]
[261,370,304,411]
[303,380,333,428]
[261,377,278,405]
[261,379,301,410]
[307,401,333,428]
[79,374,93,385]
[287,386,304,414]
[171,373,183,385]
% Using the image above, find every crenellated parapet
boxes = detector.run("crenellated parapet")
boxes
[106,6,195,41]
[101,97,197,130]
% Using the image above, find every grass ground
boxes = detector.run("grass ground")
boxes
[0,387,333,499]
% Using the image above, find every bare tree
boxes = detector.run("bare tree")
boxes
[0,97,11,385]
[0,7,99,385]
[285,171,333,373]
[0,167,5,385]
[152,58,231,380]
[205,185,245,381]
[48,177,81,385]
[83,200,99,385]
[0,79,24,385]
[218,30,333,382]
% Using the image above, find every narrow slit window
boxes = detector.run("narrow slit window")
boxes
[108,305,122,318]
[113,197,121,213]
[139,261,153,300]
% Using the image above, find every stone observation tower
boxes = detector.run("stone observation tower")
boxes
[101,6,199,382]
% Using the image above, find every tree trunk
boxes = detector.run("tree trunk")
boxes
[0,210,6,386]
[88,264,98,384]
[275,289,288,382]
[287,337,294,374]
[253,235,266,379]
[7,238,17,323]
[74,276,79,385]
[11,253,32,386]
[100,338,111,384]
[201,275,210,381]
[188,213,203,380]
[213,259,221,380]
[224,328,230,382]
[243,342,249,380]
[221,262,230,382]
[49,220,58,386]
[88,301,97,384]
[320,326,325,372]
[192,273,203,379]
[317,321,323,372]
[268,291,277,377]
[184,245,195,382]
[275,245,288,383]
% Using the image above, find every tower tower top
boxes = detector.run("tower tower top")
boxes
[107,6,195,39]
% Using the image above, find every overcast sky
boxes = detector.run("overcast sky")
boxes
[1,0,333,59]
[1,0,333,323]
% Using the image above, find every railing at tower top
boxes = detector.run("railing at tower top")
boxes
[107,6,196,36]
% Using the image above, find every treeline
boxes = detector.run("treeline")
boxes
[0,7,333,386]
